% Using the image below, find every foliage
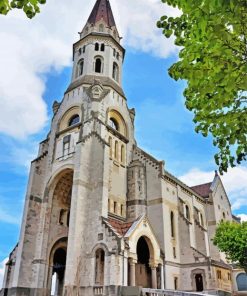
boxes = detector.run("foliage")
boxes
[213,221,247,272]
[157,0,247,173]
[0,0,46,18]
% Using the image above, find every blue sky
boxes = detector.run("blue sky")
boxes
[0,0,246,286]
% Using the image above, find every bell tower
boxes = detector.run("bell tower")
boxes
[1,1,136,295]
[71,0,124,86]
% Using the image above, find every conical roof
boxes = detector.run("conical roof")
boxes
[87,0,116,27]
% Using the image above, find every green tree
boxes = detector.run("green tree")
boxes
[213,221,247,272]
[0,0,46,18]
[157,0,247,174]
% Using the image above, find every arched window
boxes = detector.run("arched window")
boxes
[171,211,175,238]
[77,59,84,76]
[95,57,103,73]
[199,212,204,227]
[112,62,119,82]
[185,205,190,220]
[95,43,99,51]
[116,52,120,60]
[109,137,112,157]
[237,273,247,291]
[121,145,125,163]
[113,48,116,57]
[67,210,70,227]
[109,117,119,131]
[59,209,66,225]
[114,201,117,213]
[83,46,86,53]
[95,249,105,285]
[99,24,104,32]
[101,44,105,51]
[223,212,226,219]
[115,141,118,160]
[68,114,80,126]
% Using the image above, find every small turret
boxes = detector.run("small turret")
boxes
[127,160,147,219]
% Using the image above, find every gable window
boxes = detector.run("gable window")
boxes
[68,114,80,127]
[95,57,103,73]
[95,43,99,51]
[101,44,105,51]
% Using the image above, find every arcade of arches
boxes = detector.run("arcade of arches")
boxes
[128,236,164,290]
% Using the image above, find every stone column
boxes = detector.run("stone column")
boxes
[129,259,136,286]
[151,267,157,289]
[160,265,164,290]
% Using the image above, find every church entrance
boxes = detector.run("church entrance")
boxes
[135,237,152,288]
[51,247,67,296]
[195,273,204,292]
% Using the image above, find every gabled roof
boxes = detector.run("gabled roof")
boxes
[107,217,136,237]
[87,0,116,27]
[190,182,212,198]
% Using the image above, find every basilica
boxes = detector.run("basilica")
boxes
[1,1,246,296]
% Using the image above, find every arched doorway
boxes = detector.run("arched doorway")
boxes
[195,273,204,291]
[136,237,152,288]
[51,248,67,295]
[95,249,105,285]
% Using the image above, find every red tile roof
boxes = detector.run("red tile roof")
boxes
[107,218,135,236]
[87,0,116,27]
[191,182,212,198]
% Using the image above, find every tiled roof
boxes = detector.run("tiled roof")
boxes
[107,218,135,236]
[190,182,212,198]
[87,0,116,27]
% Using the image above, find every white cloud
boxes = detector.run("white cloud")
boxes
[179,166,247,211]
[0,258,8,289]
[0,208,20,225]
[237,214,247,222]
[0,0,179,139]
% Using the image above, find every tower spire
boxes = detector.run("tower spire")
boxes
[80,0,120,42]
[87,0,116,28]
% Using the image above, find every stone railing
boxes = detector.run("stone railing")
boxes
[142,288,212,296]
[94,286,103,295]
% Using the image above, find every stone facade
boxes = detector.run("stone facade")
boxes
[1,1,242,296]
